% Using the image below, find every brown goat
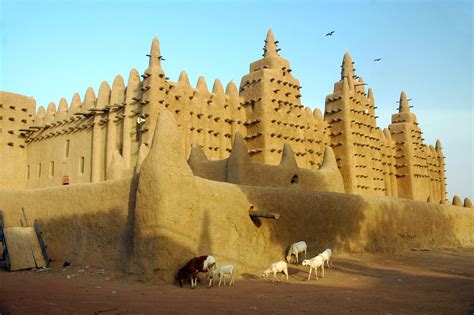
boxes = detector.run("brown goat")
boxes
[177,255,215,289]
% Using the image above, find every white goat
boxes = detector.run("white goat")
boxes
[302,255,325,280]
[212,264,235,287]
[203,256,217,288]
[319,248,333,268]
[286,241,307,264]
[261,261,288,283]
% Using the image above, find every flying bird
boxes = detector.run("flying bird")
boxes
[325,31,335,36]
[373,58,382,62]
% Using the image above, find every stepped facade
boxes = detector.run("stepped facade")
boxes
[0,29,448,203]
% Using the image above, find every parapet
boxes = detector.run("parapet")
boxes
[187,132,345,193]
[452,195,462,206]
[464,198,473,208]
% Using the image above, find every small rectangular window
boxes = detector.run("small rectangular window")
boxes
[38,163,42,178]
[65,140,70,158]
[27,165,30,179]
[50,161,55,177]
[80,157,85,174]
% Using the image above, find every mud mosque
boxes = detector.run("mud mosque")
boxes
[0,29,472,281]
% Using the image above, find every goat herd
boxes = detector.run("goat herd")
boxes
[177,241,333,289]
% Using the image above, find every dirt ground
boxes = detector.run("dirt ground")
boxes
[0,247,473,314]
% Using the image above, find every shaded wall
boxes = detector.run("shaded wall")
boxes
[0,177,136,271]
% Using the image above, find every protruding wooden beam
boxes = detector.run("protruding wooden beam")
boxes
[249,210,280,220]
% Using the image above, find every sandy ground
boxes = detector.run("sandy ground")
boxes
[0,248,473,314]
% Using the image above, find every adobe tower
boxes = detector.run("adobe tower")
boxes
[240,28,328,168]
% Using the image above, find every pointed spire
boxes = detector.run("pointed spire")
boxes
[225,81,239,99]
[33,106,46,127]
[148,36,162,68]
[71,93,81,107]
[55,98,68,122]
[141,110,191,174]
[367,88,374,101]
[128,68,141,86]
[347,74,355,91]
[226,133,252,184]
[305,107,313,121]
[45,101,56,126]
[319,146,339,170]
[196,76,209,93]
[341,52,355,80]
[399,91,410,113]
[452,195,462,206]
[435,139,442,151]
[96,81,111,109]
[107,150,126,180]
[125,68,141,102]
[464,198,473,208]
[212,79,224,95]
[187,143,208,166]
[229,133,251,163]
[110,75,125,105]
[279,143,298,168]
[313,108,323,123]
[377,128,385,142]
[68,93,81,118]
[383,128,392,142]
[342,77,350,95]
[358,76,364,84]
[177,70,191,89]
[263,27,279,58]
[82,87,96,111]
[135,144,150,173]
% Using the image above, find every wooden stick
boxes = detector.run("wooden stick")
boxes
[248,211,280,220]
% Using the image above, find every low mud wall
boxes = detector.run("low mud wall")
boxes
[131,169,474,282]
[0,177,137,271]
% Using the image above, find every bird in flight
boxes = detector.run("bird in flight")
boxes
[325,31,335,36]
[373,58,382,62]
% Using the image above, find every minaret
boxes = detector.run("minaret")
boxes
[139,36,168,147]
[388,91,431,201]
[324,52,383,195]
[239,28,305,166]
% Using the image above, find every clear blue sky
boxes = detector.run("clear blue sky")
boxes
[1,0,472,200]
